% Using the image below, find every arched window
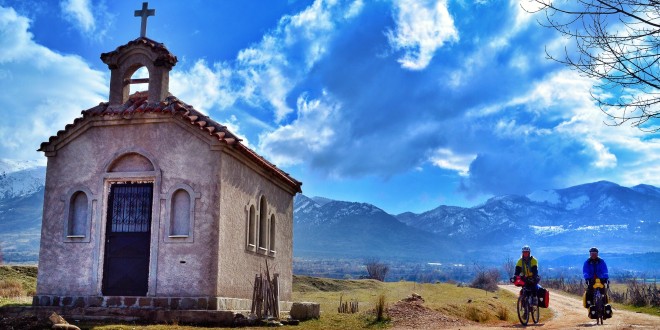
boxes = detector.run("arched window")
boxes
[269,214,276,255]
[164,183,198,243]
[248,205,256,248]
[258,196,268,251]
[170,189,190,236]
[67,191,88,237]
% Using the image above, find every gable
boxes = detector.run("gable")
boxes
[38,91,302,194]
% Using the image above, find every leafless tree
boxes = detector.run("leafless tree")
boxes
[365,259,389,282]
[524,0,660,130]
[470,263,501,292]
[503,256,516,278]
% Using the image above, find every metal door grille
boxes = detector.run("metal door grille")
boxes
[108,183,152,233]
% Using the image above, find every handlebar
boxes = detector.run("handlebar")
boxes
[511,275,526,287]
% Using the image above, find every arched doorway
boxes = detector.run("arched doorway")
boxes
[102,153,156,296]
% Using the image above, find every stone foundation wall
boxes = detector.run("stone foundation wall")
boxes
[0,306,239,327]
[32,295,292,312]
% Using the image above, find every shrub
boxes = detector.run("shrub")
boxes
[470,268,500,292]
[365,259,389,282]
[543,275,584,296]
[625,279,659,307]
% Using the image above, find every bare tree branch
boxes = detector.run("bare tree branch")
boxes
[365,258,389,282]
[523,0,660,130]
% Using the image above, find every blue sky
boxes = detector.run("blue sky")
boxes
[1,0,659,214]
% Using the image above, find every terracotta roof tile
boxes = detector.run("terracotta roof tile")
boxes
[39,91,302,192]
[100,37,177,69]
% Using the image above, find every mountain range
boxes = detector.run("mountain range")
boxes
[0,161,658,273]
[295,182,659,266]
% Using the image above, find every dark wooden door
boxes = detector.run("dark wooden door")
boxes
[102,183,153,296]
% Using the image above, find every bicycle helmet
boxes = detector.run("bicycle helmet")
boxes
[589,247,599,253]
[522,245,531,252]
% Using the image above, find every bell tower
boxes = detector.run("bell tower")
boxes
[100,2,177,105]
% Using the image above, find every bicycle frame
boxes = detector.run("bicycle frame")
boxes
[515,282,540,326]
[589,279,609,325]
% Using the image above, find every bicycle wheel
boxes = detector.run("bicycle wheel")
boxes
[531,297,540,324]
[594,291,603,325]
[517,294,529,326]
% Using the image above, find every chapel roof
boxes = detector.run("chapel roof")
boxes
[38,91,302,192]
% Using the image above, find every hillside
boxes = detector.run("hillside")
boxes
[294,194,458,261]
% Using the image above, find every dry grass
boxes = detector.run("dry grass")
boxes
[0,265,38,306]
[0,280,24,297]
[1,269,554,329]
[495,303,509,320]
[374,294,388,322]
[465,304,489,322]
[292,277,554,327]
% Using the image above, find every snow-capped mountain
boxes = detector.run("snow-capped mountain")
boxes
[0,159,46,200]
[395,181,660,259]
[0,159,44,174]
[292,181,658,264]
[0,161,45,263]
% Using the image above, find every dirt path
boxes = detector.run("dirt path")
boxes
[496,285,659,329]
[391,285,659,330]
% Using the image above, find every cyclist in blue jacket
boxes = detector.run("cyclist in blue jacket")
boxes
[583,247,609,307]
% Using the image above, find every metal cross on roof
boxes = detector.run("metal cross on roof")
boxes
[134,2,155,38]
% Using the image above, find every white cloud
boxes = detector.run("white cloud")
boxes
[387,0,458,70]
[447,1,539,89]
[468,69,596,119]
[467,66,660,189]
[169,59,236,114]
[232,0,362,122]
[509,51,530,73]
[60,0,94,33]
[0,6,107,161]
[513,0,545,31]
[258,92,341,167]
[429,148,475,176]
[585,138,617,168]
[58,0,113,41]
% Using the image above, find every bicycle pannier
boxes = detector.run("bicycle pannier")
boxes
[537,287,550,308]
